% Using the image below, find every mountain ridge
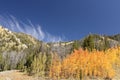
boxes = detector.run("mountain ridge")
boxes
[0,26,120,54]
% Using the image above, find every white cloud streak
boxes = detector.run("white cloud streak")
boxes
[0,15,66,42]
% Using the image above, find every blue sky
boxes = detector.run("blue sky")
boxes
[0,0,120,41]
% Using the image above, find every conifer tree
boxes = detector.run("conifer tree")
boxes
[82,35,95,51]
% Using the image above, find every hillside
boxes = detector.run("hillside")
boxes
[0,26,120,56]
[0,26,27,52]
[0,26,120,80]
[1,26,120,58]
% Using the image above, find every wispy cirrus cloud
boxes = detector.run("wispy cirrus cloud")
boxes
[0,15,66,42]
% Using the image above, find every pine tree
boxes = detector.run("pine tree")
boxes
[82,35,95,51]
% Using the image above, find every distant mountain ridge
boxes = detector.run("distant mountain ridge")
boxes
[0,26,120,55]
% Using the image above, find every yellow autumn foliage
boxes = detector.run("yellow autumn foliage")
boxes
[49,47,120,79]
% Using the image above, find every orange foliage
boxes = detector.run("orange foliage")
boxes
[49,53,61,79]
[49,47,120,79]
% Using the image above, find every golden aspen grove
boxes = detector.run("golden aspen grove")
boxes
[49,47,120,79]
